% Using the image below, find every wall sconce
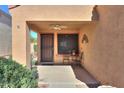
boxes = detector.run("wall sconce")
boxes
[82,34,89,44]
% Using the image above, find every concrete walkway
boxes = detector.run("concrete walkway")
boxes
[37,65,88,88]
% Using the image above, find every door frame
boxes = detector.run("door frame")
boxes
[40,33,54,62]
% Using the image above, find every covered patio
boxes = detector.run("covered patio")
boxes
[9,5,95,67]
[27,21,100,88]
[27,21,96,65]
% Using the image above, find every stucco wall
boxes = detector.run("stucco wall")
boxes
[9,5,93,65]
[0,10,11,57]
[10,5,124,87]
[79,6,124,87]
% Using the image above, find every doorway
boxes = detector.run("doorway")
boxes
[40,34,54,62]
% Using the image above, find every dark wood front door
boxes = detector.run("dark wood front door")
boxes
[41,34,54,62]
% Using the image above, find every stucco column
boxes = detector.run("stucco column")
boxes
[54,32,57,63]
[12,20,31,68]
[26,24,31,68]
[37,32,41,64]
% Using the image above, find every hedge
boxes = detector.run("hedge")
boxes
[0,57,38,88]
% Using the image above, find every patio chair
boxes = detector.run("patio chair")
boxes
[73,52,84,65]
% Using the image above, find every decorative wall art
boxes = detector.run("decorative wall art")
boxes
[82,34,89,44]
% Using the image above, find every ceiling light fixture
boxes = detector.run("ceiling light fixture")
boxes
[50,24,67,30]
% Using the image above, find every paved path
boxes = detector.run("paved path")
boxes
[37,65,88,88]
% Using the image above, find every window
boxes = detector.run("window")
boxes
[58,34,79,54]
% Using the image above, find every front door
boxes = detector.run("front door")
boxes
[41,34,54,62]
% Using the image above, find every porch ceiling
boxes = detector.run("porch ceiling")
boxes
[27,21,95,31]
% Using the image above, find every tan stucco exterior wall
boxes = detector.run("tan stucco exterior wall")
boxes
[79,6,124,87]
[10,5,124,87]
[9,5,93,65]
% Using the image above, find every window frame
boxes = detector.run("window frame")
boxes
[57,34,79,55]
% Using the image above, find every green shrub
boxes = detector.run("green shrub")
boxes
[34,44,37,52]
[0,57,38,88]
